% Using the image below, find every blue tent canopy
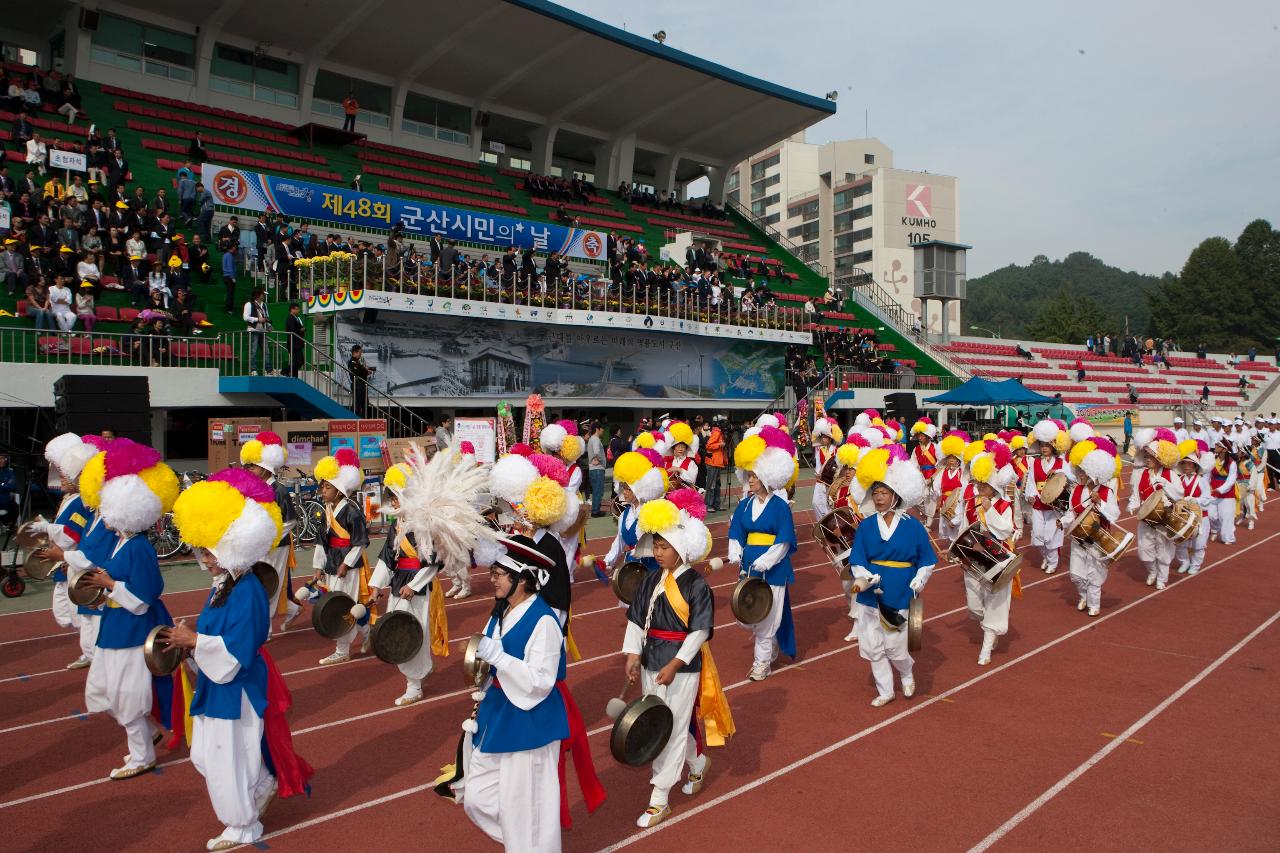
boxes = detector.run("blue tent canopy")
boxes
[924,377,1057,406]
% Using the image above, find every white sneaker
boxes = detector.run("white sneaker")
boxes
[748,662,770,682]
[1045,566,1056,575]
[636,805,671,828]
[1188,567,1200,575]
[1146,572,1156,586]
[843,628,858,642]
[1155,582,1167,591]
[281,605,301,630]
[1077,596,1087,611]
[901,677,916,698]
[870,694,894,707]
[206,835,238,852]
[66,655,91,670]
[977,652,992,666]
[1248,520,1255,530]
[1088,606,1100,617]
[1175,563,1189,574]
[394,689,424,707]
[319,651,350,666]
[1040,558,1047,571]
[978,631,996,666]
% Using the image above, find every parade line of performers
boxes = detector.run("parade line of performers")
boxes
[27,410,1275,851]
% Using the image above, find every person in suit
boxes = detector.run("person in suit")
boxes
[285,302,305,377]
[106,151,129,193]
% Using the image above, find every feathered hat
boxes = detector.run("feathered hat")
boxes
[395,446,498,582]
[539,418,585,465]
[969,439,1016,491]
[1134,427,1181,469]
[489,453,573,529]
[835,434,868,470]
[382,462,412,499]
[633,489,713,566]
[314,447,363,496]
[1068,434,1122,485]
[938,429,970,461]
[1177,438,1214,473]
[78,438,180,535]
[734,425,797,492]
[854,443,925,510]
[853,408,881,429]
[666,420,700,455]
[910,416,937,440]
[1030,418,1072,455]
[172,468,283,573]
[44,432,99,482]
[240,430,286,475]
[632,429,670,456]
[1067,418,1096,445]
[612,450,669,503]
[811,416,844,443]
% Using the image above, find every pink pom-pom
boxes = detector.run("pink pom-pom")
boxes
[875,425,894,441]
[886,444,909,463]
[667,488,707,520]
[1194,439,1209,453]
[758,425,796,455]
[945,429,971,443]
[209,467,275,503]
[334,447,359,467]
[458,440,475,455]
[985,440,1012,469]
[83,434,112,451]
[508,443,533,457]
[1092,436,1118,456]
[1153,428,1177,444]
[529,453,569,485]
[557,418,579,436]
[847,433,869,448]
[919,416,933,425]
[1052,419,1068,430]
[636,448,665,469]
[885,419,901,434]
[1069,417,1090,427]
[103,438,161,478]
[257,431,284,446]
[862,408,880,418]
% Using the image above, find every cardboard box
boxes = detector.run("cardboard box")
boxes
[272,419,331,474]
[208,416,272,471]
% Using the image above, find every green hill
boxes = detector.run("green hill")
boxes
[963,252,1164,342]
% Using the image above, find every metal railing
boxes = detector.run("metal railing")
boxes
[0,325,240,371]
[266,254,810,336]
[725,196,829,279]
[826,366,963,392]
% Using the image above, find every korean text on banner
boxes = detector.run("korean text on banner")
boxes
[200,162,607,261]
[454,418,497,464]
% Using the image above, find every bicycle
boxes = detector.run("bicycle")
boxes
[146,471,208,561]
[278,467,326,545]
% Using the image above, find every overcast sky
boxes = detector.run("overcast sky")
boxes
[556,0,1279,278]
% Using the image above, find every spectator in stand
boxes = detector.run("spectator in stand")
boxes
[341,93,360,132]
[106,148,129,193]
[24,276,54,329]
[434,416,452,450]
[21,79,42,110]
[221,242,238,314]
[75,281,96,333]
[1128,384,1139,405]
[1247,346,1257,363]
[26,132,48,176]
[76,249,102,295]
[56,78,80,124]
[285,301,305,377]
[177,170,196,225]
[1239,374,1249,400]
[217,215,241,258]
[1121,411,1134,455]
[243,287,272,375]
[1,239,25,296]
[189,233,210,284]
[48,275,76,332]
[188,133,207,163]
[1075,359,1085,382]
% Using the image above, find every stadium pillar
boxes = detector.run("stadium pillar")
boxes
[653,154,680,195]
[529,125,559,176]
[593,133,636,188]
[298,60,320,121]
[705,165,728,205]
[60,6,92,78]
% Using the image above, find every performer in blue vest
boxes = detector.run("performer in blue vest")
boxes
[846,446,937,707]
[727,425,799,681]
[461,535,569,852]
[164,468,313,852]
[33,433,100,668]
[70,438,180,779]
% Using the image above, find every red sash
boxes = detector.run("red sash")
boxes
[395,557,418,570]
[555,681,606,828]
[328,536,351,547]
[648,628,687,642]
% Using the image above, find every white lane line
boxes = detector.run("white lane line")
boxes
[967,607,1280,852]
[590,527,1280,852]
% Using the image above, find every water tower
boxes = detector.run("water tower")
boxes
[913,240,970,344]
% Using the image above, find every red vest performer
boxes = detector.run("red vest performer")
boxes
[1031,457,1065,511]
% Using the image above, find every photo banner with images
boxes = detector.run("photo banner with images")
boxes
[201,162,607,260]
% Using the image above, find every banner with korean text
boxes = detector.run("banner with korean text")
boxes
[201,163,607,260]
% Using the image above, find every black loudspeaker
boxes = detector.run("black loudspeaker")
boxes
[54,375,151,445]
[884,392,919,423]
[361,308,379,324]
[80,9,100,30]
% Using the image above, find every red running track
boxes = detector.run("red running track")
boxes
[2,494,1278,852]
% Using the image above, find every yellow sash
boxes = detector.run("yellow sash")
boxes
[565,610,582,661]
[327,504,375,619]
[400,536,449,657]
[918,444,937,466]
[745,532,776,546]
[872,559,912,568]
[664,570,735,747]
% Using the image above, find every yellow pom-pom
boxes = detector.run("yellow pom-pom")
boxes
[659,469,670,492]
[635,432,655,449]
[971,453,995,485]
[240,439,264,466]
[830,425,844,443]
[669,422,694,447]
[734,435,766,469]
[1010,435,1027,451]
[855,448,891,491]
[787,457,800,489]
[1053,432,1072,455]
[871,417,885,427]
[138,462,181,513]
[172,481,247,550]
[522,476,567,527]
[637,498,679,534]
[982,433,998,442]
[962,441,985,464]
[1069,440,1098,468]
[1114,456,1123,480]
[383,462,410,492]
[314,455,340,482]
[613,451,652,485]
[1155,440,1180,469]
[560,434,584,463]
[263,500,284,544]
[939,434,965,459]
[79,451,107,509]
[1177,439,1199,459]
[836,443,861,469]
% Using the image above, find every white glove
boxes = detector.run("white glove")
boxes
[908,576,926,594]
[476,636,504,664]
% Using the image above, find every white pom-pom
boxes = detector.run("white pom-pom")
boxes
[350,602,367,621]
[470,691,486,702]
[462,718,478,733]
[490,455,538,503]
[1032,420,1059,443]
[1068,422,1095,443]
[539,424,567,452]
[472,536,506,569]
[708,557,724,572]
[294,586,311,603]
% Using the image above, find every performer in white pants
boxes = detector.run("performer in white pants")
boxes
[827,440,867,642]
[239,431,300,634]
[1208,441,1239,545]
[1062,441,1122,617]
[1174,441,1213,576]
[959,444,1018,666]
[167,469,313,852]
[910,417,940,528]
[846,450,936,707]
[309,449,371,665]
[933,431,969,545]
[35,433,99,667]
[623,492,732,828]
[1008,432,1031,540]
[811,417,843,519]
[727,425,800,682]
[1128,430,1184,590]
[1025,419,1074,574]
